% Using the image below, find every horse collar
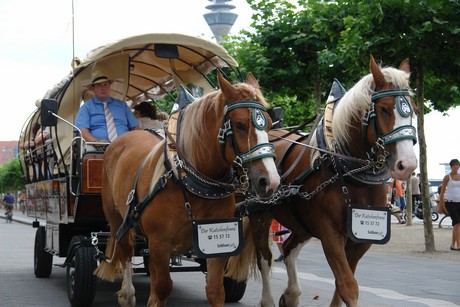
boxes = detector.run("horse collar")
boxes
[164,121,238,200]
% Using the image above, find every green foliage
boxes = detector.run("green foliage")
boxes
[225,0,460,122]
[0,158,25,193]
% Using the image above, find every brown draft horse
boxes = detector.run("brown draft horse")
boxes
[227,56,418,307]
[95,72,280,306]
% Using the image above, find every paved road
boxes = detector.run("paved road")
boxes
[1,210,459,306]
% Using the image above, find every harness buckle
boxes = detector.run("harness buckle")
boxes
[342,186,349,195]
[126,190,135,205]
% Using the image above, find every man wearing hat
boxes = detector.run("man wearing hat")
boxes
[75,65,139,145]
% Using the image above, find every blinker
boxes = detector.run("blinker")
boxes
[396,96,412,117]
[253,108,268,130]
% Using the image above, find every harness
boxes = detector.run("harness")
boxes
[236,80,417,217]
[114,90,276,244]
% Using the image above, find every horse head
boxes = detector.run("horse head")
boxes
[332,55,417,181]
[217,72,280,199]
[368,55,417,180]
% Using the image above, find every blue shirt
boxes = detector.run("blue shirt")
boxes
[3,194,14,204]
[75,96,139,140]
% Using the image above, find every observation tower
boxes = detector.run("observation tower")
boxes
[203,0,238,44]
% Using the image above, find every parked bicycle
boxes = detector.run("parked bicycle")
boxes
[403,193,439,222]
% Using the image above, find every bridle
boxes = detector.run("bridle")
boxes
[364,88,417,160]
[218,100,276,164]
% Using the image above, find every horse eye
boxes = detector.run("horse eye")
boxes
[379,106,392,116]
[234,122,247,132]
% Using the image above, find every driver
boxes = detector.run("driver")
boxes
[75,64,139,147]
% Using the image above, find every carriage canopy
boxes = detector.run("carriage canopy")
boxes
[19,33,239,176]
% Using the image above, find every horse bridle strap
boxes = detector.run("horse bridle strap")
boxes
[368,88,417,145]
[219,100,276,164]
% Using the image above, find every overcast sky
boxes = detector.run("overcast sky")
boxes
[0,0,457,179]
[0,0,253,139]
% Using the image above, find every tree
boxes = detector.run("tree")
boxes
[224,0,350,127]
[329,0,460,252]
[0,158,25,194]
[228,0,460,252]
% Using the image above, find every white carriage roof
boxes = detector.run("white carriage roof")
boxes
[21,33,239,170]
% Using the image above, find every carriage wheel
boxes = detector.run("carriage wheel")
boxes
[431,211,439,222]
[66,236,97,307]
[223,276,247,302]
[34,226,53,278]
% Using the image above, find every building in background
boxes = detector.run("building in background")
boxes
[203,0,238,44]
[0,141,18,165]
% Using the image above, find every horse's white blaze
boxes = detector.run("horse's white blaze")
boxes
[391,111,417,180]
[256,129,281,193]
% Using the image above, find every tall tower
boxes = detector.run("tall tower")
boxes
[204,0,238,44]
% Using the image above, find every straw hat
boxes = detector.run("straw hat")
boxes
[90,62,114,85]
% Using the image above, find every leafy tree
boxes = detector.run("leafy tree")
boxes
[224,0,350,128]
[329,0,460,252]
[228,0,460,252]
[0,158,25,194]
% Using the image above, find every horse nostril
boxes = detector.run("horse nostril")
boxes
[258,177,268,189]
[397,161,405,171]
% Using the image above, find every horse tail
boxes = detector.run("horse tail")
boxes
[225,216,258,281]
[94,232,134,282]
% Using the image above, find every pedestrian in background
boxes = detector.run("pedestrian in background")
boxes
[438,159,460,251]
[390,179,406,212]
[3,192,15,216]
[411,172,421,205]
[271,219,289,262]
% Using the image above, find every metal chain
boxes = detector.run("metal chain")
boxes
[172,154,238,189]
[232,156,249,193]
[299,159,374,200]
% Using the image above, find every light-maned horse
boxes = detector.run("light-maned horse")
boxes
[95,72,281,307]
[227,56,418,307]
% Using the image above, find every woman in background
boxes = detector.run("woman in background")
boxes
[439,159,460,251]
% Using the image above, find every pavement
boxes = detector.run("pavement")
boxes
[2,208,459,306]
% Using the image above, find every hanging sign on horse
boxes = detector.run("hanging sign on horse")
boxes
[192,218,243,258]
[347,204,391,244]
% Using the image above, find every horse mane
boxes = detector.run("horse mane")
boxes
[178,90,223,167]
[332,65,412,147]
[178,81,269,167]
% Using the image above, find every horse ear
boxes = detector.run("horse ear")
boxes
[399,58,410,74]
[245,72,260,89]
[217,70,235,100]
[369,54,386,88]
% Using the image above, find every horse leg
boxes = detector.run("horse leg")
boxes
[117,261,136,307]
[147,246,173,307]
[249,212,276,307]
[321,232,359,307]
[279,233,309,307]
[206,257,227,306]
[330,241,371,307]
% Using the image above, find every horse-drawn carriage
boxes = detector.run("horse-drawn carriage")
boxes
[18,33,281,306]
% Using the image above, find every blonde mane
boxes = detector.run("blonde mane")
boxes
[178,81,268,167]
[332,66,411,147]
